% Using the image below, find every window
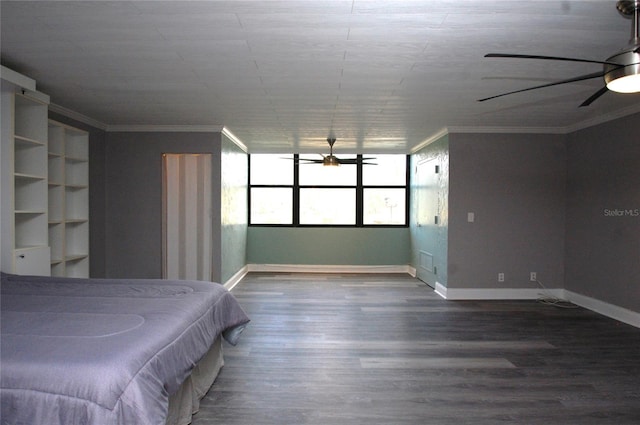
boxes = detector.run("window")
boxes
[249,153,408,226]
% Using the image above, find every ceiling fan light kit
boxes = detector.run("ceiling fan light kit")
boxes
[605,51,640,93]
[323,155,341,167]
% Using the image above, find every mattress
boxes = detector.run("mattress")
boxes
[0,272,249,425]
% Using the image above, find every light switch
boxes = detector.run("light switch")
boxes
[467,212,475,222]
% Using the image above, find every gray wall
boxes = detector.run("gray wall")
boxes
[565,113,640,311]
[104,131,222,279]
[220,133,248,283]
[447,132,567,290]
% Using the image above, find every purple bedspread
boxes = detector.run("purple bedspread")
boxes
[0,273,249,425]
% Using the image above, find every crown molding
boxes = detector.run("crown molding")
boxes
[564,103,640,133]
[445,125,567,134]
[48,103,107,130]
[106,124,224,133]
[221,127,248,152]
[410,127,449,153]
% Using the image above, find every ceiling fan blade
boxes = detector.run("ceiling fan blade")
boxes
[337,158,358,164]
[484,53,622,67]
[579,86,609,107]
[478,71,605,102]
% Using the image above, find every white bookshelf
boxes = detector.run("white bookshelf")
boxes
[48,120,89,277]
[12,92,50,275]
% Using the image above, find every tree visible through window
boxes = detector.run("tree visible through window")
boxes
[249,154,408,226]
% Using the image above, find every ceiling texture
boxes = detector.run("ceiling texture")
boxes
[1,0,639,153]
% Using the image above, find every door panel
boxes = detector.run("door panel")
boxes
[162,154,212,281]
[415,158,439,287]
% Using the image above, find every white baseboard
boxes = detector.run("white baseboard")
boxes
[247,264,416,275]
[432,284,640,329]
[564,289,640,329]
[435,286,564,301]
[223,265,249,291]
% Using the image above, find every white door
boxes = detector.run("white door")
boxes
[415,158,440,287]
[162,154,213,281]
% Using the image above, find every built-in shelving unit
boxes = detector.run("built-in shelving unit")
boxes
[48,120,89,277]
[12,91,51,275]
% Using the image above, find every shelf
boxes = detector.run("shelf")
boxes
[14,172,46,180]
[15,213,47,248]
[14,134,45,146]
[65,129,89,160]
[48,153,64,183]
[48,184,63,221]
[49,221,63,262]
[51,262,66,277]
[15,140,46,177]
[65,257,89,278]
[65,159,88,187]
[48,122,64,155]
[66,254,88,262]
[14,93,48,143]
[15,176,47,212]
[46,119,90,278]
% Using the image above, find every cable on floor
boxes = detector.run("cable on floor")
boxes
[535,278,579,309]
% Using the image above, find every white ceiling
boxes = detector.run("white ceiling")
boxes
[1,0,639,153]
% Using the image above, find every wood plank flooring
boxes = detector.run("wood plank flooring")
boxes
[192,273,640,424]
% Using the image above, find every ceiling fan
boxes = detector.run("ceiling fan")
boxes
[298,138,376,166]
[479,0,640,107]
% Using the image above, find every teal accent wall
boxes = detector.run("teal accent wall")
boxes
[410,135,449,288]
[247,227,410,265]
[220,134,248,283]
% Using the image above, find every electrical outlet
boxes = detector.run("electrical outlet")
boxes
[530,272,537,281]
[498,273,505,282]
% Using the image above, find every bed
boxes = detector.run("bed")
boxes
[0,272,249,425]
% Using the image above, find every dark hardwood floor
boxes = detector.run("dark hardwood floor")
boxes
[192,273,640,424]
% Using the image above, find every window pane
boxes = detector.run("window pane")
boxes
[300,188,356,224]
[250,188,292,224]
[250,154,293,185]
[299,155,357,186]
[363,188,406,225]
[362,155,406,186]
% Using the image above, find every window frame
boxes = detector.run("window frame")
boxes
[248,154,409,227]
